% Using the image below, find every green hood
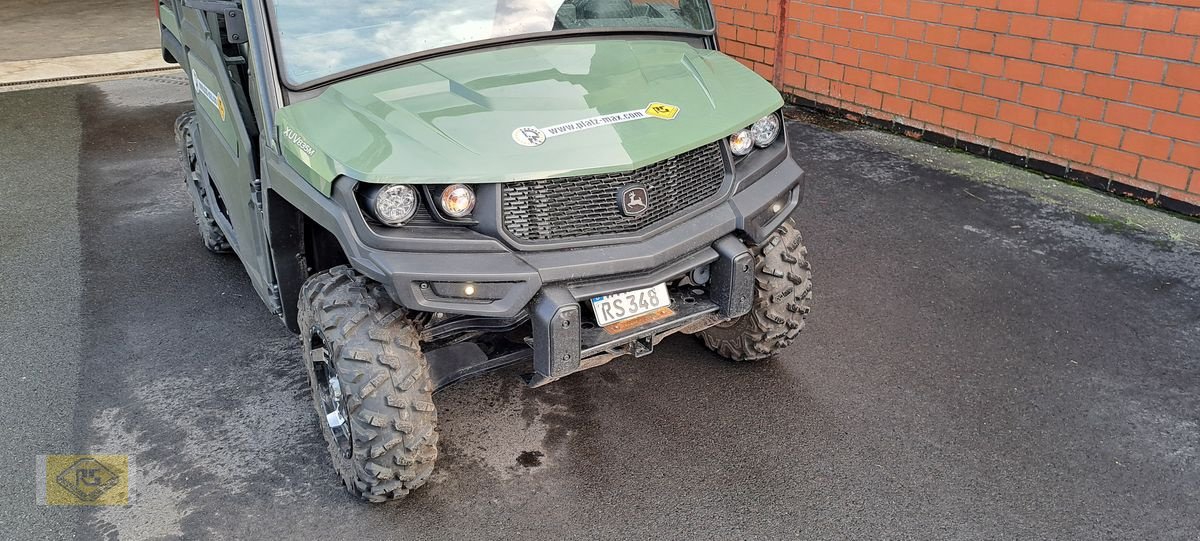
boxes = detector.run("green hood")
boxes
[276,39,783,194]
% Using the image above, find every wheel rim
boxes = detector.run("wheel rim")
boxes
[310,333,353,460]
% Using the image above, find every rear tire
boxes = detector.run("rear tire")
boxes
[698,219,813,361]
[298,266,438,502]
[174,111,231,254]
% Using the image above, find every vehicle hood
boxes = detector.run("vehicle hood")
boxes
[275,39,783,194]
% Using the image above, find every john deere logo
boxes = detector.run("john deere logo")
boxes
[644,102,679,120]
[618,185,650,217]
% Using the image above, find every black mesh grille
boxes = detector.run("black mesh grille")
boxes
[501,143,726,242]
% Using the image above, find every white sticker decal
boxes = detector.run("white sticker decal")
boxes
[282,126,315,157]
[512,102,680,147]
[191,69,226,121]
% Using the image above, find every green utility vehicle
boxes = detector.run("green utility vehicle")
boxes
[160,0,812,501]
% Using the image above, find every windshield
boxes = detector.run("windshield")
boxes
[270,0,715,86]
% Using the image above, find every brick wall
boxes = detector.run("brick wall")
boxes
[715,0,1200,213]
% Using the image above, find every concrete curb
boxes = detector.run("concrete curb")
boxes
[0,49,179,92]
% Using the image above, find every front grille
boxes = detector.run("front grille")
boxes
[501,142,726,242]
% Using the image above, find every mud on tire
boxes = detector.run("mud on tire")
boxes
[174,111,231,254]
[298,266,438,502]
[699,218,812,361]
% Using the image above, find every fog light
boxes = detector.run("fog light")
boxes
[771,202,783,213]
[440,184,476,218]
[729,129,754,156]
[463,284,476,296]
[364,184,418,226]
[752,114,781,147]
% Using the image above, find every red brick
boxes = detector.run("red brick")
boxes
[976,117,1014,142]
[907,42,936,63]
[1083,74,1131,100]
[959,30,996,52]
[944,109,978,132]
[734,10,754,27]
[1009,15,1051,38]
[1073,48,1116,73]
[963,0,999,7]
[1052,138,1096,163]
[983,77,1021,100]
[1115,56,1166,83]
[805,75,831,94]
[1032,42,1075,66]
[949,70,985,92]
[911,102,943,125]
[1037,0,1081,18]
[824,27,850,46]
[1130,83,1181,111]
[1178,10,1200,36]
[918,64,951,85]
[999,102,1038,127]
[856,87,885,109]
[931,87,965,108]
[1094,26,1142,53]
[1093,147,1141,176]
[963,94,1000,116]
[1022,85,1063,110]
[838,10,867,29]
[1143,33,1196,62]
[1050,20,1097,46]
[1165,63,1200,91]
[1181,93,1200,116]
[1105,103,1154,130]
[910,1,944,22]
[1043,67,1087,92]
[1011,127,1053,153]
[865,14,894,34]
[1125,4,1177,32]
[1173,142,1200,169]
[925,24,959,46]
[844,66,872,87]
[1122,132,1173,160]
[882,95,914,116]
[998,0,1037,14]
[860,52,888,71]
[811,6,839,25]
[850,31,877,51]
[834,46,860,66]
[976,11,1010,32]
[810,42,834,60]
[1153,113,1200,142]
[994,35,1033,58]
[888,58,919,78]
[937,47,970,69]
[797,21,823,40]
[968,53,1005,76]
[871,73,901,93]
[1078,0,1126,25]
[1077,121,1123,147]
[900,79,933,101]
[1139,160,1190,190]
[818,60,845,80]
[943,5,978,27]
[1061,94,1106,119]
[881,0,908,17]
[1005,59,1044,83]
[1036,110,1078,136]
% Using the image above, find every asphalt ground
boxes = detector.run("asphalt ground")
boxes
[1,76,1198,540]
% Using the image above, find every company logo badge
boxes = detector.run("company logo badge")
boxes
[39,454,130,506]
[644,102,679,120]
[618,185,650,217]
[512,126,547,147]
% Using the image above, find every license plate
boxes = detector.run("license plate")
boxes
[590,283,671,327]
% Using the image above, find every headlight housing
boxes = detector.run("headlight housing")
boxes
[362,184,418,226]
[751,114,781,147]
[440,184,476,218]
[729,129,754,156]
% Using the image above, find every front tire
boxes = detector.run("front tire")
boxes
[699,219,813,361]
[298,266,438,502]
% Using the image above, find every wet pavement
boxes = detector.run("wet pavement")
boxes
[1,76,1198,540]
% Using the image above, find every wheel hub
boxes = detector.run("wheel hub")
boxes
[311,339,353,459]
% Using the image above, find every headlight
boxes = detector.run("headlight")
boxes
[363,184,418,226]
[729,129,754,156]
[440,184,476,218]
[751,114,781,147]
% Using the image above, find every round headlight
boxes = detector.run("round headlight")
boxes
[729,129,754,156]
[751,114,781,147]
[440,184,476,218]
[366,184,418,226]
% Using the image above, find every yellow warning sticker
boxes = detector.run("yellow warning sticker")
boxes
[40,454,130,506]
[644,102,680,120]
